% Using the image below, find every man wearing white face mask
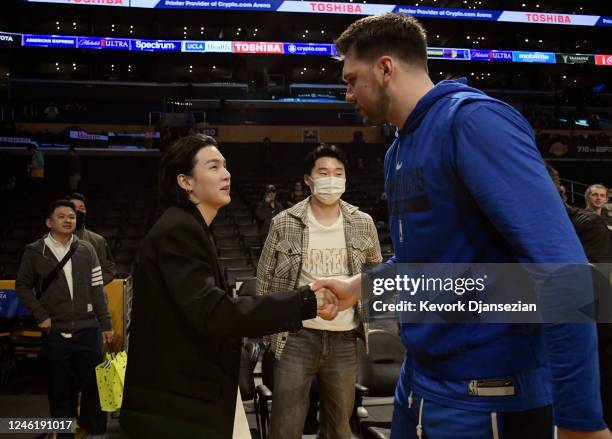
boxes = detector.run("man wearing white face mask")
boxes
[257,144,382,439]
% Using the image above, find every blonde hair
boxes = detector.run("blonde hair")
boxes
[585,184,609,208]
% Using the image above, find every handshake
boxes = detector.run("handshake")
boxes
[310,275,362,321]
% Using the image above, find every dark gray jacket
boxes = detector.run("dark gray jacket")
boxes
[15,235,112,333]
[76,227,116,285]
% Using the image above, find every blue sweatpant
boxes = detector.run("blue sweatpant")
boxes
[390,384,554,439]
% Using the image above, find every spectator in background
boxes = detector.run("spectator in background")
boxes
[68,146,81,192]
[68,193,116,286]
[27,144,44,190]
[547,164,612,428]
[44,102,59,120]
[255,184,285,242]
[257,144,382,439]
[287,181,307,207]
[585,184,612,228]
[15,199,113,438]
[605,189,612,229]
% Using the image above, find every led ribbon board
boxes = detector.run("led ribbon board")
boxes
[14,31,612,66]
[23,0,612,27]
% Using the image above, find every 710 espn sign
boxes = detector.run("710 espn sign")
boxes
[596,55,612,66]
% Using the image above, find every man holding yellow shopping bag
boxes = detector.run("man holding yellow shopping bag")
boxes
[15,200,114,438]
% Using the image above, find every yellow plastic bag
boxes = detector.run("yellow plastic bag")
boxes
[95,351,127,412]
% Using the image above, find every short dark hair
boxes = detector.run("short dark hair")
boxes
[545,163,566,202]
[67,192,87,204]
[48,199,76,218]
[334,13,428,69]
[159,134,218,208]
[304,144,348,175]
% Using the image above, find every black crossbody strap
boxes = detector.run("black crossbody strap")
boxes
[37,242,78,300]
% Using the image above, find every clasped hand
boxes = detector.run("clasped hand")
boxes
[310,276,361,321]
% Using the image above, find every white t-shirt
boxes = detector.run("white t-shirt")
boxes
[299,205,358,331]
[44,233,77,339]
[44,233,74,300]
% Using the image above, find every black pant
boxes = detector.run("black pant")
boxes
[43,327,106,436]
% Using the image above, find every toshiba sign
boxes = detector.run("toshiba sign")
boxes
[497,11,599,26]
[232,41,284,54]
[308,2,363,13]
[525,13,571,24]
[595,55,612,66]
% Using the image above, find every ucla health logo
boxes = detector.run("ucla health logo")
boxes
[182,41,210,52]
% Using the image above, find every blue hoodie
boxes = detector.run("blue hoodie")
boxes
[382,78,605,430]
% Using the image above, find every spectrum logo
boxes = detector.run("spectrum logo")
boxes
[132,40,179,51]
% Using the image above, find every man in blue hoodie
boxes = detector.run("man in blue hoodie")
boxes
[312,13,611,439]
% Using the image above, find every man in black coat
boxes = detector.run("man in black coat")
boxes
[120,134,339,439]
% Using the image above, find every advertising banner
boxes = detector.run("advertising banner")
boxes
[22,0,612,27]
[22,34,77,48]
[512,51,556,64]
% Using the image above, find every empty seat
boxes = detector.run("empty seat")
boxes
[225,267,256,289]
[212,216,233,226]
[354,330,405,438]
[218,248,247,259]
[218,258,249,271]
[2,263,20,279]
[0,252,20,265]
[237,277,257,297]
[93,226,119,239]
[115,263,133,277]
[212,226,236,238]
[238,224,259,236]
[235,216,255,226]
[215,237,242,248]
[116,237,142,250]
[118,225,142,238]
[114,249,136,264]
[2,240,25,253]
[242,234,262,248]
